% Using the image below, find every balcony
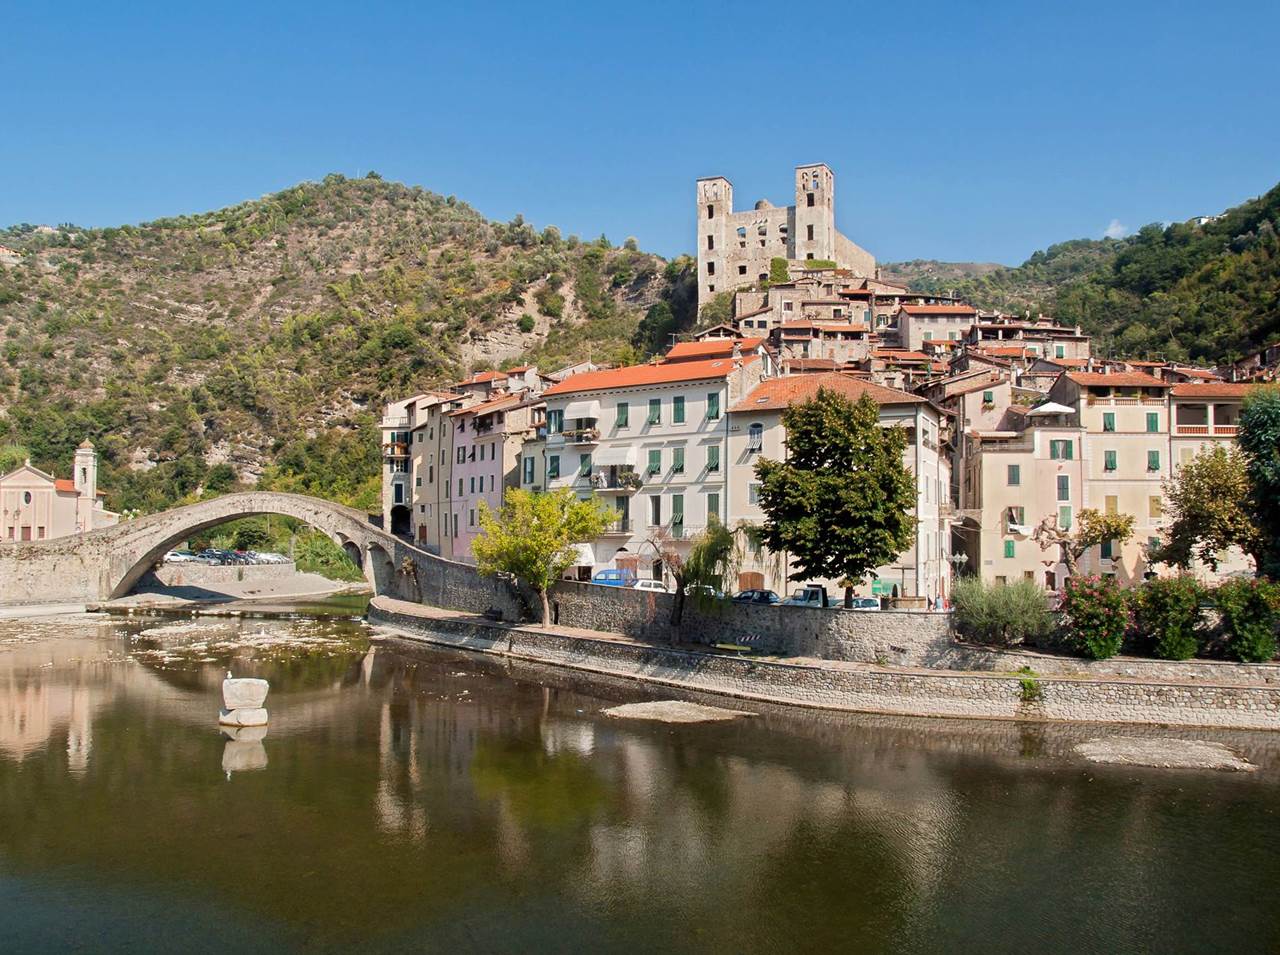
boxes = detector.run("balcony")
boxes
[601,517,634,536]
[382,442,409,458]
[1175,424,1209,435]
[588,468,643,493]
[381,415,409,429]
[562,426,601,445]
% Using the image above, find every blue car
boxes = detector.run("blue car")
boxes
[592,568,638,587]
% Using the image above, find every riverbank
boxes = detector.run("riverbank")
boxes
[99,571,370,611]
[369,596,1280,730]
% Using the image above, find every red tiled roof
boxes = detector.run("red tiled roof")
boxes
[899,304,978,316]
[872,349,931,362]
[543,355,758,396]
[781,358,839,370]
[1170,383,1256,399]
[778,322,869,333]
[974,345,1036,357]
[730,372,923,413]
[1038,356,1089,368]
[54,479,76,493]
[445,394,521,417]
[457,370,509,385]
[664,337,765,361]
[1066,372,1169,388]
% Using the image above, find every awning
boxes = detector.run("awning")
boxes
[1028,401,1074,416]
[571,543,595,567]
[594,446,637,467]
[562,399,601,420]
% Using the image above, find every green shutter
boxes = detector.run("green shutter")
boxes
[1057,475,1070,501]
[673,396,685,424]
[647,449,661,474]
[616,402,629,428]
[1004,540,1015,558]
[706,392,720,420]
[1059,505,1073,530]
[1103,413,1115,432]
[707,493,720,522]
[1146,412,1159,433]
[648,398,661,425]
[1104,449,1117,471]
[1007,464,1020,486]
[548,455,560,479]
[1148,450,1160,471]
[707,444,720,471]
[672,446,685,473]
[1100,539,1113,559]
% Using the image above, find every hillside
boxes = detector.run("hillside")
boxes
[885,181,1280,362]
[0,174,696,512]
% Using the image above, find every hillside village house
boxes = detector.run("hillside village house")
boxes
[539,352,766,583]
[895,304,980,350]
[726,373,953,603]
[0,441,118,542]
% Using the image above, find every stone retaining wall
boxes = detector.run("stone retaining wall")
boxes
[369,600,1280,730]
[143,561,298,588]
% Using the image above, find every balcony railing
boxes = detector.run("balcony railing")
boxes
[1175,424,1209,435]
[602,517,633,535]
[381,415,409,429]
[563,427,601,444]
[1175,424,1239,436]
[1087,396,1164,407]
[382,442,409,458]
[1214,425,1239,435]
[588,470,643,492]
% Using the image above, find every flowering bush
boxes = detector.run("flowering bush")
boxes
[1060,576,1129,660]
[1131,574,1205,660]
[1214,578,1280,663]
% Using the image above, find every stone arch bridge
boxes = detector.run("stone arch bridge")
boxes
[0,491,449,605]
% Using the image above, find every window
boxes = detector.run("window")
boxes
[706,392,720,420]
[1100,539,1113,560]
[457,478,463,496]
[469,509,476,527]
[707,492,720,522]
[706,235,714,251]
[415,476,422,487]
[580,453,592,477]
[616,402,629,429]
[1055,344,1065,358]
[649,495,662,526]
[1057,474,1070,502]
[982,390,994,404]
[1059,505,1073,530]
[1007,505,1026,526]
[748,483,761,505]
[1105,495,1118,515]
[416,433,423,444]
[806,192,815,207]
[706,261,715,276]
[748,422,763,452]
[1049,439,1074,460]
[453,514,458,538]
[707,444,720,472]
[523,457,534,484]
[428,465,434,483]
[1104,449,1117,472]
[469,476,476,494]
[672,446,685,474]
[783,301,793,312]
[1148,536,1161,553]
[1103,412,1116,432]
[806,224,814,241]
[1007,464,1021,486]
[548,409,564,433]
[648,398,661,425]
[456,447,465,464]
[672,494,684,531]
[548,455,560,479]
[1149,496,1163,518]
[1146,412,1159,433]
[738,265,747,275]
[489,475,495,492]
[1004,540,1015,559]
[673,395,686,424]
[1147,450,1161,472]
[394,484,404,504]
[647,449,662,475]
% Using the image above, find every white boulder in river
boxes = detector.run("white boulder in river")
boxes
[219,672,269,727]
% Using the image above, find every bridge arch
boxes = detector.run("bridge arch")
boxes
[92,491,415,600]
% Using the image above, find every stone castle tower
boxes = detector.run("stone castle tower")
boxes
[694,163,875,309]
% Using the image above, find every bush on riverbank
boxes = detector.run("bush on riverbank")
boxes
[952,577,1052,647]
[1059,576,1129,660]
[1215,578,1280,662]
[1130,574,1206,660]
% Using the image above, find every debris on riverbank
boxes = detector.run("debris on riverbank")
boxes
[602,700,755,723]
[1074,737,1256,772]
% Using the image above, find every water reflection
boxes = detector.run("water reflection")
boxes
[0,611,1278,953]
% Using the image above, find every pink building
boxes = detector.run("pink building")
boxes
[0,441,118,542]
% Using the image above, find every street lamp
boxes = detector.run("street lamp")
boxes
[946,552,969,573]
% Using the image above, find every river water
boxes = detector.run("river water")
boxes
[1,602,1278,953]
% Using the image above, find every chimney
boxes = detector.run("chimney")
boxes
[732,340,742,360]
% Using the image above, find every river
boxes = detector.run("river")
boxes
[1,601,1278,953]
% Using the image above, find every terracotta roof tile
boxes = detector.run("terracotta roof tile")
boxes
[1170,382,1256,399]
[1066,372,1170,388]
[899,304,978,315]
[543,355,757,396]
[664,337,765,361]
[730,373,923,413]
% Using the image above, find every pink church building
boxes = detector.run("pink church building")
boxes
[0,440,119,542]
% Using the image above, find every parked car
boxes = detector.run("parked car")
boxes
[733,589,780,605]
[848,596,881,611]
[592,568,638,588]
[164,550,198,564]
[632,579,672,594]
[782,585,831,609]
[684,583,724,600]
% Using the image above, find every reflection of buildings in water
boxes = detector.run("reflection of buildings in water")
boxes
[540,717,596,759]
[375,701,427,840]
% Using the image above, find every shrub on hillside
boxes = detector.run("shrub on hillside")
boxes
[1059,576,1129,660]
[1214,578,1280,663]
[951,577,1052,647]
[1131,574,1206,660]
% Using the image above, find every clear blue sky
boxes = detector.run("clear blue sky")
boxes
[4,0,1277,265]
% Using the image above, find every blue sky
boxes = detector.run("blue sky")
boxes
[3,0,1277,265]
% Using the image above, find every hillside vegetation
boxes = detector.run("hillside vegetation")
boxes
[886,181,1280,362]
[0,174,694,512]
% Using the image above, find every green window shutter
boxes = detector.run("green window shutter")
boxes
[1063,440,1074,460]
[1007,464,1020,486]
[1100,539,1113,559]
[548,455,560,479]
[1148,449,1161,471]
[1004,540,1015,558]
[1059,505,1073,530]
[616,402,629,428]
[1104,449,1117,471]
[982,391,994,404]
[1057,475,1070,501]
[1146,412,1159,433]
[648,398,661,425]
[706,392,720,420]
[707,444,720,472]
[672,494,684,519]
[673,396,686,424]
[580,453,592,476]
[1055,345,1065,358]
[707,493,720,522]
[647,449,661,474]
[1103,413,1115,432]
[672,446,685,473]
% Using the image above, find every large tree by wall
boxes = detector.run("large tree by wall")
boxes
[1151,444,1262,573]
[754,390,916,608]
[1238,386,1280,578]
[473,488,609,626]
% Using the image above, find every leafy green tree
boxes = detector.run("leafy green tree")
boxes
[1131,575,1205,660]
[631,301,676,356]
[1150,445,1261,572]
[1238,386,1280,577]
[769,257,790,284]
[951,577,1052,646]
[0,444,29,474]
[1215,578,1280,662]
[473,488,609,627]
[1033,508,1135,579]
[755,390,916,608]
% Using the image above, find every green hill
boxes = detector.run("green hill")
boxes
[0,174,695,512]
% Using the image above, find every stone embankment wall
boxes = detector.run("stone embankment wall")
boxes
[143,561,298,588]
[369,599,1280,730]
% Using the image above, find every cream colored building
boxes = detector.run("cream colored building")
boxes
[895,304,979,350]
[0,441,117,542]
[726,373,952,603]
